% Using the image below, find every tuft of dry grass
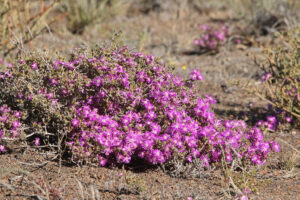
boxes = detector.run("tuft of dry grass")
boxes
[59,0,129,35]
[0,0,64,58]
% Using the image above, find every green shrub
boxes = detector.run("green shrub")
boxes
[257,28,300,127]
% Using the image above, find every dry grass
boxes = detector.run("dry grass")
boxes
[225,0,300,34]
[0,0,63,58]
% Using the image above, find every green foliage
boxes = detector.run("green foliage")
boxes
[60,0,127,34]
[257,28,300,127]
[224,168,270,196]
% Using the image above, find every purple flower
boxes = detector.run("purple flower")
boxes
[99,158,107,166]
[194,24,228,51]
[259,142,270,154]
[251,155,260,165]
[122,156,131,164]
[286,116,292,123]
[151,149,164,164]
[49,78,59,86]
[225,153,232,162]
[92,77,103,87]
[208,40,216,49]
[205,94,216,104]
[151,123,161,135]
[267,116,277,123]
[214,31,226,41]
[200,24,209,31]
[194,39,201,45]
[122,116,130,125]
[190,69,203,81]
[72,119,80,127]
[14,111,21,118]
[0,145,5,152]
[270,141,280,152]
[34,138,40,146]
[236,39,242,44]
[4,71,12,77]
[12,121,20,128]
[146,110,157,120]
[261,73,272,82]
[200,154,210,167]
[203,34,209,41]
[31,63,38,70]
[5,62,13,68]
[239,195,248,200]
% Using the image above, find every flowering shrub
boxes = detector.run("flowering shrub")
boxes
[0,44,279,171]
[194,24,228,53]
[0,104,24,152]
[258,28,300,128]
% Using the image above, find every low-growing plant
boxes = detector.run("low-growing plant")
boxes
[122,172,146,194]
[222,163,271,198]
[279,152,298,171]
[194,24,228,53]
[0,42,280,200]
[255,28,300,128]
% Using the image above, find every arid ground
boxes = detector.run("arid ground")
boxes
[0,1,299,199]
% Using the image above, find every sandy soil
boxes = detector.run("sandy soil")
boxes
[0,1,299,199]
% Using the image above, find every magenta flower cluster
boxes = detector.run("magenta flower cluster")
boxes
[194,24,228,52]
[0,47,279,168]
[0,105,23,152]
[62,48,278,167]
[255,115,278,131]
[0,60,17,153]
